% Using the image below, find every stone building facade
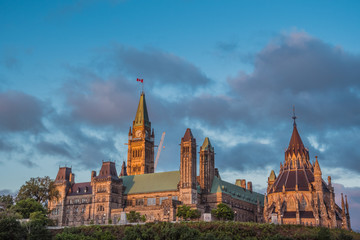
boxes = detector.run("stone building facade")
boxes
[48,92,264,226]
[263,116,351,230]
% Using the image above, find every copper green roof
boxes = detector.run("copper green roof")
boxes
[134,92,150,127]
[211,176,264,206]
[120,171,180,194]
[200,137,214,151]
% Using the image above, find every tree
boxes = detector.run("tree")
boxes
[176,205,201,221]
[24,211,52,240]
[0,216,27,239]
[16,176,59,206]
[11,198,46,219]
[211,203,234,221]
[0,194,14,209]
[127,211,141,223]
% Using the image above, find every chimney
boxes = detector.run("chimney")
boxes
[235,179,246,189]
[91,171,96,180]
[247,181,252,192]
[240,179,246,189]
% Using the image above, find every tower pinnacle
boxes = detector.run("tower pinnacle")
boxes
[292,106,297,126]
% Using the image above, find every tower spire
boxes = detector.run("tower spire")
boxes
[134,92,150,127]
[292,105,297,126]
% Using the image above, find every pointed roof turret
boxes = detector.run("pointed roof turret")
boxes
[269,170,276,181]
[182,128,194,142]
[200,137,214,152]
[314,156,321,176]
[285,110,309,159]
[120,161,127,177]
[134,92,150,127]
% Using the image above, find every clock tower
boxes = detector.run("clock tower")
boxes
[127,92,155,175]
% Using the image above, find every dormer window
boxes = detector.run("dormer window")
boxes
[85,187,88,193]
[77,188,80,193]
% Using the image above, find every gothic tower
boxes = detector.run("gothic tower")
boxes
[199,137,215,193]
[127,92,155,175]
[179,128,197,205]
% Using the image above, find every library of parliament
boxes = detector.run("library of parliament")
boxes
[48,91,351,230]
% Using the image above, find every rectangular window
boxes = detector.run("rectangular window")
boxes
[159,197,168,205]
[172,196,178,200]
[82,198,87,203]
[136,198,144,206]
[147,198,156,206]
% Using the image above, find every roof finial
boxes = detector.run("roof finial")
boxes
[292,105,297,126]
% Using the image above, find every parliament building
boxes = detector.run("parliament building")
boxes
[263,116,351,230]
[48,92,264,226]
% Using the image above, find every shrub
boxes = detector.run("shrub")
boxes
[211,203,234,221]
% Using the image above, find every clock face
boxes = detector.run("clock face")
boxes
[135,130,142,138]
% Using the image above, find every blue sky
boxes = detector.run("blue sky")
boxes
[1,0,360,230]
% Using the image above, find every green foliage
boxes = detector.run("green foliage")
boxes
[11,198,46,218]
[140,214,147,222]
[51,222,360,240]
[317,227,331,240]
[127,211,141,223]
[126,210,146,223]
[176,205,201,221]
[0,194,14,209]
[108,218,112,224]
[0,216,27,239]
[55,226,117,240]
[16,176,59,206]
[211,203,234,221]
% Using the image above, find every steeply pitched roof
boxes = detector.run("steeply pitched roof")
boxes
[55,167,72,183]
[200,137,214,151]
[211,176,264,206]
[182,128,194,141]
[96,161,119,180]
[134,92,150,127]
[286,123,308,156]
[120,171,180,194]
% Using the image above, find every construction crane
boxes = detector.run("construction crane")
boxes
[154,132,165,172]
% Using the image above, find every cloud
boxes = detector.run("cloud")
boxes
[36,141,73,159]
[64,78,138,127]
[0,91,45,132]
[0,189,16,196]
[20,159,38,168]
[111,45,212,91]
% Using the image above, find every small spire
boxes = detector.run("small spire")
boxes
[128,127,132,136]
[341,193,346,215]
[269,170,276,181]
[120,161,127,177]
[314,156,321,175]
[200,137,214,151]
[345,195,349,215]
[292,105,297,126]
[182,128,194,142]
[134,92,150,127]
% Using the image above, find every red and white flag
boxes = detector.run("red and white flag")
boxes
[137,78,143,83]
